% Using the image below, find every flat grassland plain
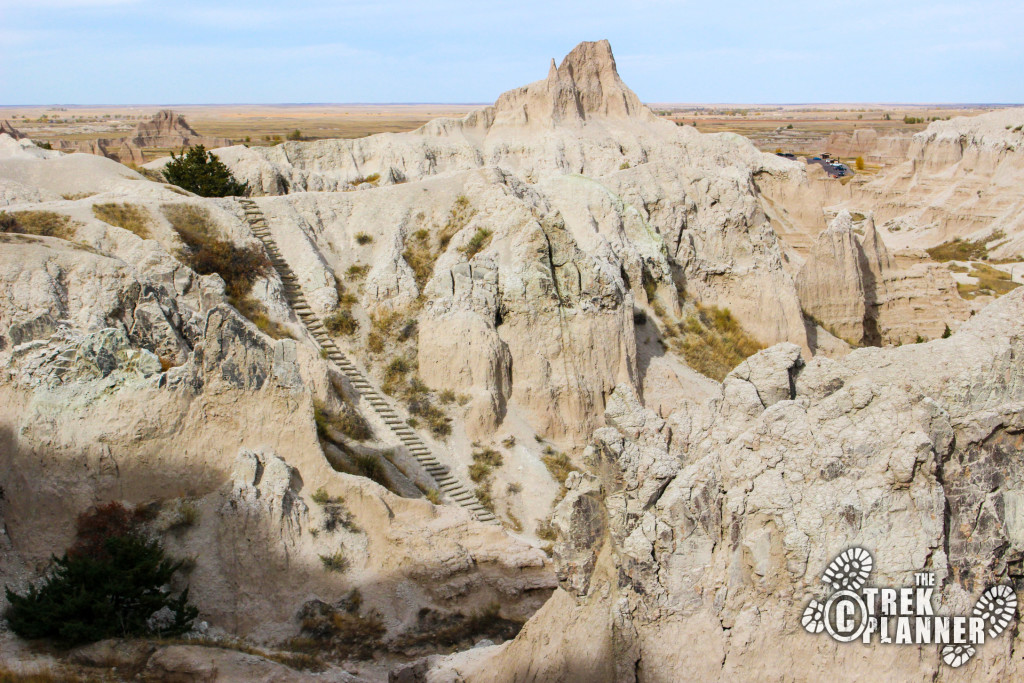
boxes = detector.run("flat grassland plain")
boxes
[1,103,1013,161]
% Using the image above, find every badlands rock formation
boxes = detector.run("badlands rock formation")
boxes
[51,109,231,166]
[796,210,969,345]
[764,108,1024,259]
[0,39,1021,682]
[127,108,230,151]
[426,287,1024,682]
[823,128,912,166]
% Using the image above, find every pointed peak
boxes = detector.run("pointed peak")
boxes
[826,210,855,233]
[491,40,655,128]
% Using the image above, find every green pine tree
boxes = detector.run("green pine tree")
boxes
[162,145,249,197]
[5,519,197,645]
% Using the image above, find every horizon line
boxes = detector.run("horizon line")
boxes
[1,102,1022,109]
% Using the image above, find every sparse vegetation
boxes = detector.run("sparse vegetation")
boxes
[162,145,248,197]
[392,603,523,650]
[314,398,372,442]
[536,519,558,541]
[669,305,764,381]
[468,447,503,514]
[469,447,503,483]
[352,452,391,488]
[293,591,385,659]
[541,447,578,495]
[475,484,494,512]
[92,202,151,238]
[926,234,998,262]
[286,129,303,141]
[957,262,1021,299]
[163,498,199,530]
[233,296,290,338]
[162,203,269,300]
[310,488,360,533]
[440,195,476,250]
[348,173,381,187]
[423,488,442,505]
[403,226,435,290]
[346,264,369,279]
[1,211,75,240]
[319,550,349,572]
[619,161,630,170]
[855,156,865,171]
[324,308,358,335]
[461,227,492,259]
[354,231,374,245]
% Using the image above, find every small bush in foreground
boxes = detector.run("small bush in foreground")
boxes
[324,309,358,336]
[4,502,196,645]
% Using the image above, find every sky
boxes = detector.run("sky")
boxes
[1,0,1022,105]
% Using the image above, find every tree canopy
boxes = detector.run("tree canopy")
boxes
[162,145,248,197]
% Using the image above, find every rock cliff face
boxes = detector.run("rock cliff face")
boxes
[796,211,969,345]
[824,128,912,166]
[437,287,1024,682]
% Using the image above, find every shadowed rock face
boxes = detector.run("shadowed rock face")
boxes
[796,210,969,345]
[0,120,25,140]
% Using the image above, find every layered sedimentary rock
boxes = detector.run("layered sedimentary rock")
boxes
[211,41,811,441]
[49,110,229,166]
[824,128,912,166]
[764,109,1024,260]
[3,40,1022,682]
[127,109,230,150]
[796,211,968,345]
[434,287,1024,682]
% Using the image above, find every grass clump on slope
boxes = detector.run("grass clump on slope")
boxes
[92,202,151,239]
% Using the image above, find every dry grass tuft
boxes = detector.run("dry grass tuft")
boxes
[460,228,492,259]
[1,211,76,240]
[92,202,152,239]
[926,231,1004,262]
[670,305,764,381]
[162,203,269,300]
[957,262,1021,298]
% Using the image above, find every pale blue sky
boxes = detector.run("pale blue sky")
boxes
[1,0,1022,104]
